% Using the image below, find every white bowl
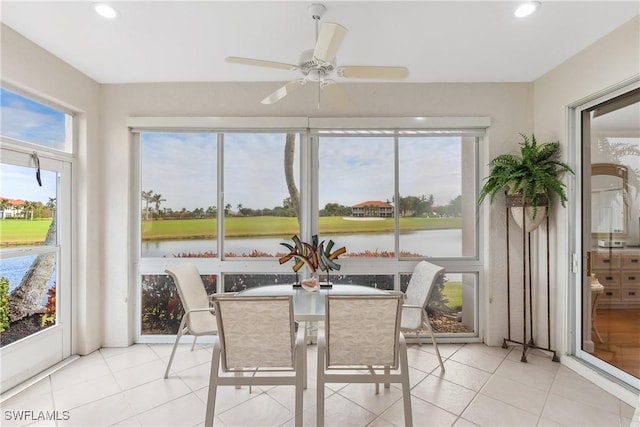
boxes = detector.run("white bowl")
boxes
[300,278,319,292]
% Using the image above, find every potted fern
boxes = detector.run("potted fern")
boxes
[478,133,574,231]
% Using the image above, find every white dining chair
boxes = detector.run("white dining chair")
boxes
[401,260,446,371]
[316,293,412,427]
[205,294,304,427]
[164,263,217,379]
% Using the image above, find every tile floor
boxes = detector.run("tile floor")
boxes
[1,342,637,426]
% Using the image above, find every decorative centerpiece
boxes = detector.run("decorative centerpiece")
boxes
[279,234,346,289]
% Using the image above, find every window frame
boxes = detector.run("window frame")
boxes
[131,116,488,343]
[0,86,74,389]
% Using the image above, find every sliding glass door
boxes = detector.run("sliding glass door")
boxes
[575,84,640,390]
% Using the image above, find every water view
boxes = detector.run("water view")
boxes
[142,229,463,258]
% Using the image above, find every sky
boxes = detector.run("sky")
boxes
[1,89,65,203]
[141,133,462,211]
[1,87,463,210]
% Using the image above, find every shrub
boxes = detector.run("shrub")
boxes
[141,274,216,335]
[41,284,56,327]
[0,277,9,333]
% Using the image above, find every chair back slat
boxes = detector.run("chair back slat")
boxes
[325,293,403,369]
[212,295,295,371]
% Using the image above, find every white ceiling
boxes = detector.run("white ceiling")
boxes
[1,1,638,85]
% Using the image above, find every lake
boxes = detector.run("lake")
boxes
[0,229,464,297]
[0,254,56,302]
[142,229,464,258]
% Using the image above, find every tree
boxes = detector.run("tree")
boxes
[9,210,57,322]
[46,197,56,217]
[449,195,462,216]
[284,133,300,225]
[151,193,166,218]
[22,201,35,220]
[0,198,9,219]
[321,203,351,217]
[141,190,154,220]
[224,204,231,216]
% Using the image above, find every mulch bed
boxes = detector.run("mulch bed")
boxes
[430,315,474,333]
[0,315,51,347]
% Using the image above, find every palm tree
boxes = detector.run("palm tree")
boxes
[22,201,35,220]
[9,207,57,322]
[151,193,166,218]
[141,190,154,220]
[284,133,300,225]
[0,198,9,219]
[46,197,56,218]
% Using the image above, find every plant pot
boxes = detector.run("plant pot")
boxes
[505,194,548,232]
[509,206,547,232]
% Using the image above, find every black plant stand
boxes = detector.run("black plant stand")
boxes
[502,195,560,363]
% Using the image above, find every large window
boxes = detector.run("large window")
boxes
[141,132,218,258]
[134,118,485,339]
[317,132,477,260]
[319,135,395,256]
[223,133,301,258]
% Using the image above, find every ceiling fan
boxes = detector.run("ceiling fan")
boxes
[226,3,409,107]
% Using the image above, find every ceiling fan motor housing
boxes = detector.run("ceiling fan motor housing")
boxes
[299,49,335,81]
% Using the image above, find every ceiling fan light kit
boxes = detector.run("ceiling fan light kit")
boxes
[226,3,409,106]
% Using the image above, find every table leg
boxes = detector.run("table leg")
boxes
[302,322,307,389]
[591,293,604,344]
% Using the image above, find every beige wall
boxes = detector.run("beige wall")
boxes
[533,15,640,357]
[1,24,103,355]
[101,81,532,346]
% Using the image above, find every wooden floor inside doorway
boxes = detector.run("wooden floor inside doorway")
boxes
[593,308,640,379]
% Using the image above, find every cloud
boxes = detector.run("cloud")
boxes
[139,132,464,211]
[1,90,67,149]
[0,165,57,203]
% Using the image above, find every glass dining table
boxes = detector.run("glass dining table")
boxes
[238,283,389,321]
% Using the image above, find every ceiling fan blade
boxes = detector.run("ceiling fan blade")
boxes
[338,66,409,80]
[313,22,348,63]
[323,82,352,109]
[261,80,305,105]
[226,56,298,71]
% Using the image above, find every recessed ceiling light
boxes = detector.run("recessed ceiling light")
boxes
[514,1,541,18]
[94,3,118,19]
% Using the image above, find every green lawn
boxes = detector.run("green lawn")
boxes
[0,219,52,243]
[442,282,462,309]
[0,216,462,244]
[142,216,461,240]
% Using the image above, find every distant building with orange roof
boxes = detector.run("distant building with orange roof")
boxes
[0,198,26,219]
[351,200,394,218]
